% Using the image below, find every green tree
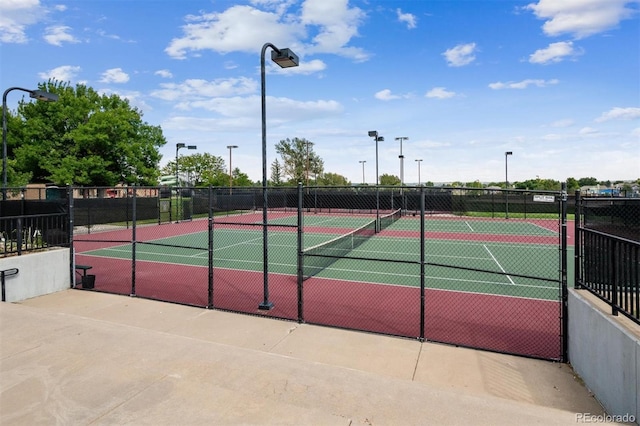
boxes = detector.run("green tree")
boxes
[9,80,166,186]
[162,153,226,186]
[318,172,350,186]
[270,159,284,186]
[379,174,400,185]
[274,138,323,184]
[231,167,253,187]
[577,177,598,186]
[566,177,580,192]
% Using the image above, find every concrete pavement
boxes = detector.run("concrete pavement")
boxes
[1,290,609,425]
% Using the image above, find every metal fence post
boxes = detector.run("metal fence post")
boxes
[297,182,304,322]
[574,191,582,289]
[208,186,214,309]
[560,183,568,361]
[131,184,136,296]
[69,186,75,288]
[420,186,425,341]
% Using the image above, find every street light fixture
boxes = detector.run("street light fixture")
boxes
[368,131,384,228]
[359,160,366,185]
[395,137,408,193]
[505,151,513,219]
[3,87,58,200]
[259,42,300,311]
[415,159,423,186]
[226,145,238,194]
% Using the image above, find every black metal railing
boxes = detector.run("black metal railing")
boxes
[576,228,639,324]
[0,213,69,256]
[575,192,640,325]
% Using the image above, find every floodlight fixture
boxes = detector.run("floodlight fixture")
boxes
[271,48,299,68]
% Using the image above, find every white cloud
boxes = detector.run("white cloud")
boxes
[150,77,258,102]
[529,41,581,64]
[165,1,368,62]
[525,0,639,39]
[489,79,559,89]
[270,58,327,75]
[579,127,599,135]
[0,0,44,43]
[99,68,130,84]
[425,87,456,99]
[44,25,79,46]
[165,5,300,59]
[595,107,640,122]
[155,69,173,79]
[373,89,412,101]
[396,8,417,29]
[442,43,477,67]
[38,65,82,82]
[301,0,368,60]
[375,89,400,101]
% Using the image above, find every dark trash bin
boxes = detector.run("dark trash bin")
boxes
[82,274,95,289]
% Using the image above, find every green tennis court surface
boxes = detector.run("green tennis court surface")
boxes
[81,215,560,301]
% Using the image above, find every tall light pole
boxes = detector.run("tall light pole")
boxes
[260,42,299,310]
[359,160,366,185]
[395,137,408,193]
[3,87,58,200]
[505,151,513,219]
[415,159,423,186]
[226,145,238,194]
[175,142,197,185]
[368,131,384,228]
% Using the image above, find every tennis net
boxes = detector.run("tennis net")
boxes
[379,208,402,231]
[302,219,376,279]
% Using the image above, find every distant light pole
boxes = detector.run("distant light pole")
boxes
[415,159,423,186]
[226,145,238,194]
[505,151,513,219]
[368,131,384,228]
[395,137,408,193]
[359,160,366,184]
[305,140,313,193]
[259,42,299,310]
[175,142,197,185]
[3,87,58,200]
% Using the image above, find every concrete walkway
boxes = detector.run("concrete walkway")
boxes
[1,290,608,425]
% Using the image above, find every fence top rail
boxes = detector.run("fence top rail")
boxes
[0,212,67,220]
[579,227,640,246]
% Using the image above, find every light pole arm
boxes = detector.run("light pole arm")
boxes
[3,87,36,198]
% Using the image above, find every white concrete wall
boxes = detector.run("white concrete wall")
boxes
[0,248,70,302]
[568,289,639,421]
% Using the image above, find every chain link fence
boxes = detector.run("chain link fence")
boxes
[69,184,567,360]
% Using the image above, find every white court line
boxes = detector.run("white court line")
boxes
[483,244,515,285]
[465,221,475,232]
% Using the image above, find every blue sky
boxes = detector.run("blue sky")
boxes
[1,0,639,185]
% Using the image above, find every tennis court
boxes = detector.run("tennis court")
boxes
[74,209,564,359]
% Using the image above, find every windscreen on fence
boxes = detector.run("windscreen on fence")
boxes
[582,197,640,241]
